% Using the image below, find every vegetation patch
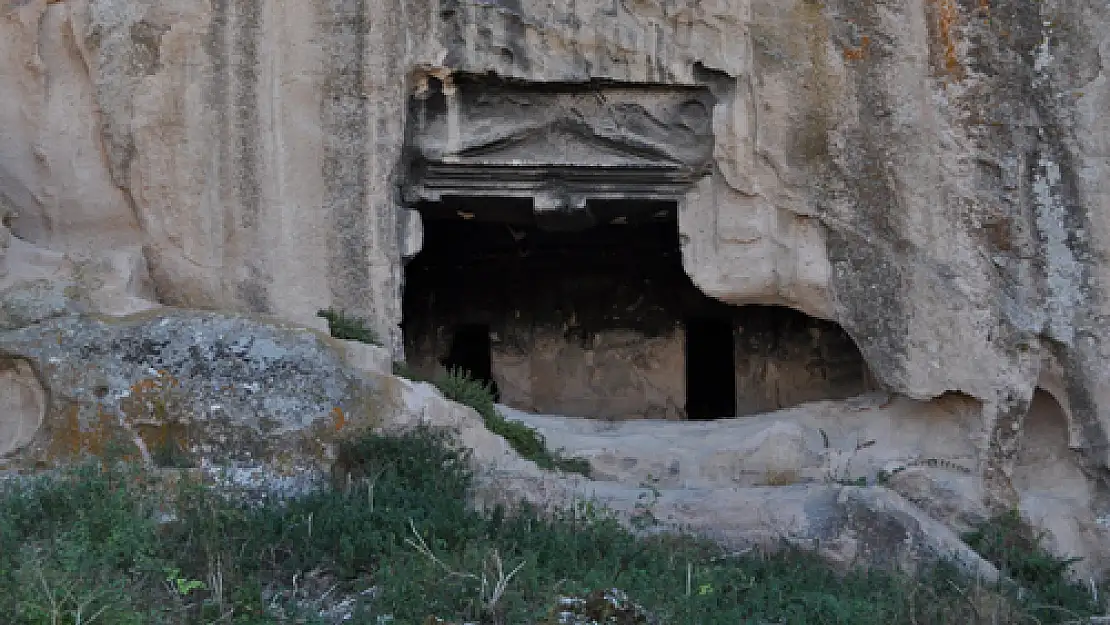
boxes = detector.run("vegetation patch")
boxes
[0,428,1104,624]
[962,508,1102,621]
[394,363,592,477]
[316,308,379,346]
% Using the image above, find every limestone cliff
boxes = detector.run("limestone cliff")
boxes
[2,0,1109,575]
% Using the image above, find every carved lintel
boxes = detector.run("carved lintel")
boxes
[403,76,716,209]
[409,164,702,201]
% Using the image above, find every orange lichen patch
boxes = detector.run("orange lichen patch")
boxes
[843,35,871,61]
[120,371,196,466]
[46,404,141,462]
[122,371,185,423]
[48,404,84,459]
[130,370,180,396]
[937,0,960,73]
[925,0,966,80]
[303,395,382,457]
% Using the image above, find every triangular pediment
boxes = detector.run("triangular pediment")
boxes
[445,125,681,169]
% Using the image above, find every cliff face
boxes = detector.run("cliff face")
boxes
[1,0,1109,545]
[1,0,410,342]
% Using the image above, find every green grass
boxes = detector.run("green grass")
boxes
[0,428,1102,624]
[316,308,380,346]
[394,363,593,477]
[962,508,1102,621]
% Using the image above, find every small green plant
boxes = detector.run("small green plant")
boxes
[163,566,206,597]
[823,436,875,486]
[630,480,662,531]
[397,365,593,477]
[317,307,380,345]
[876,466,906,486]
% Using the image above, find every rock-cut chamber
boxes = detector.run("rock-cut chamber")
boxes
[400,75,877,420]
[401,197,877,420]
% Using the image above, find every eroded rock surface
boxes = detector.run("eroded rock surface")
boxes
[0,311,380,479]
[500,396,1110,579]
[499,394,982,491]
[383,374,999,582]
[0,219,10,278]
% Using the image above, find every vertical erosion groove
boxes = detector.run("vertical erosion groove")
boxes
[232,0,270,311]
[206,0,271,312]
[322,0,372,313]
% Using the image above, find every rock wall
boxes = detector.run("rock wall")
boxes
[1,0,1109,505]
[1,0,410,352]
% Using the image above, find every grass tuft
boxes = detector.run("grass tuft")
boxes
[316,308,380,346]
[394,363,593,477]
[962,508,1101,620]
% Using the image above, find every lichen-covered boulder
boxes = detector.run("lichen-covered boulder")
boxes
[0,310,381,480]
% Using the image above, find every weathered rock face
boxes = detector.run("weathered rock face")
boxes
[386,376,1002,583]
[3,0,1108,472]
[2,0,410,350]
[0,311,380,475]
[0,220,10,278]
[2,0,1110,578]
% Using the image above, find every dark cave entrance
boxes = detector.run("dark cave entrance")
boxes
[402,197,734,419]
[401,197,879,420]
[685,317,737,420]
[441,323,499,401]
[731,305,878,416]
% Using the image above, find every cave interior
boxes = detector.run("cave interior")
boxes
[401,196,876,420]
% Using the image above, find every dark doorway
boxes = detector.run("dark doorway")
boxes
[441,323,500,401]
[685,318,736,420]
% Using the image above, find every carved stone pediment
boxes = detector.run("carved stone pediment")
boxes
[447,124,670,168]
[403,76,715,209]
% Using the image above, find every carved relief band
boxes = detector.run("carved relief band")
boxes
[403,75,716,229]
